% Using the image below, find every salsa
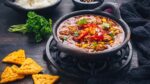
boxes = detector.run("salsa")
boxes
[57,15,125,52]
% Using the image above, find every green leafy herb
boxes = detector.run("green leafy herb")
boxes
[8,11,53,43]
[74,31,79,36]
[92,42,98,47]
[63,37,68,41]
[77,18,87,25]
[109,32,114,38]
[8,24,27,34]
[102,23,110,29]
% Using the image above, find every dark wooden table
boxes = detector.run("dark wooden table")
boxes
[0,0,131,84]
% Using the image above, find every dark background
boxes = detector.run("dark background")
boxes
[0,0,131,84]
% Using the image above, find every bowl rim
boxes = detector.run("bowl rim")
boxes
[72,0,102,5]
[5,0,62,11]
[53,10,131,55]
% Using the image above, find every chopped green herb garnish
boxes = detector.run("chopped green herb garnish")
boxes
[109,33,114,38]
[102,23,110,29]
[77,18,87,25]
[63,37,68,41]
[92,42,98,47]
[74,31,79,36]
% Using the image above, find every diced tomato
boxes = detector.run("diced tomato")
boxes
[73,31,88,41]
[90,34,104,41]
[80,23,97,29]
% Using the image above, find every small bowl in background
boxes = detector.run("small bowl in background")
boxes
[4,0,62,13]
[72,0,104,9]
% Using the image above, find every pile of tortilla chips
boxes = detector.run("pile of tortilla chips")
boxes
[0,49,59,84]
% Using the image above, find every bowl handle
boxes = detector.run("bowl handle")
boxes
[94,2,121,19]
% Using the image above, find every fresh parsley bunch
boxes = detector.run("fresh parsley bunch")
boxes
[8,12,52,43]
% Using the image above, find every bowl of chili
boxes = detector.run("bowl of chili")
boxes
[52,2,131,60]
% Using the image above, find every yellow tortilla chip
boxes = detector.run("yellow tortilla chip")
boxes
[2,49,26,65]
[0,66,25,84]
[32,74,59,84]
[11,65,20,73]
[17,58,43,75]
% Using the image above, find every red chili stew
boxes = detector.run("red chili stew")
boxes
[57,15,125,52]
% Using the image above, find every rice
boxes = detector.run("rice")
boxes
[15,0,58,9]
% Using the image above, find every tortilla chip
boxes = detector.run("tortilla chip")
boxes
[17,58,43,75]
[2,49,26,65]
[11,65,20,73]
[0,66,25,84]
[32,74,59,84]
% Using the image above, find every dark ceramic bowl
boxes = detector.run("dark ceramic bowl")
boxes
[72,0,104,9]
[52,2,131,60]
[4,0,61,12]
